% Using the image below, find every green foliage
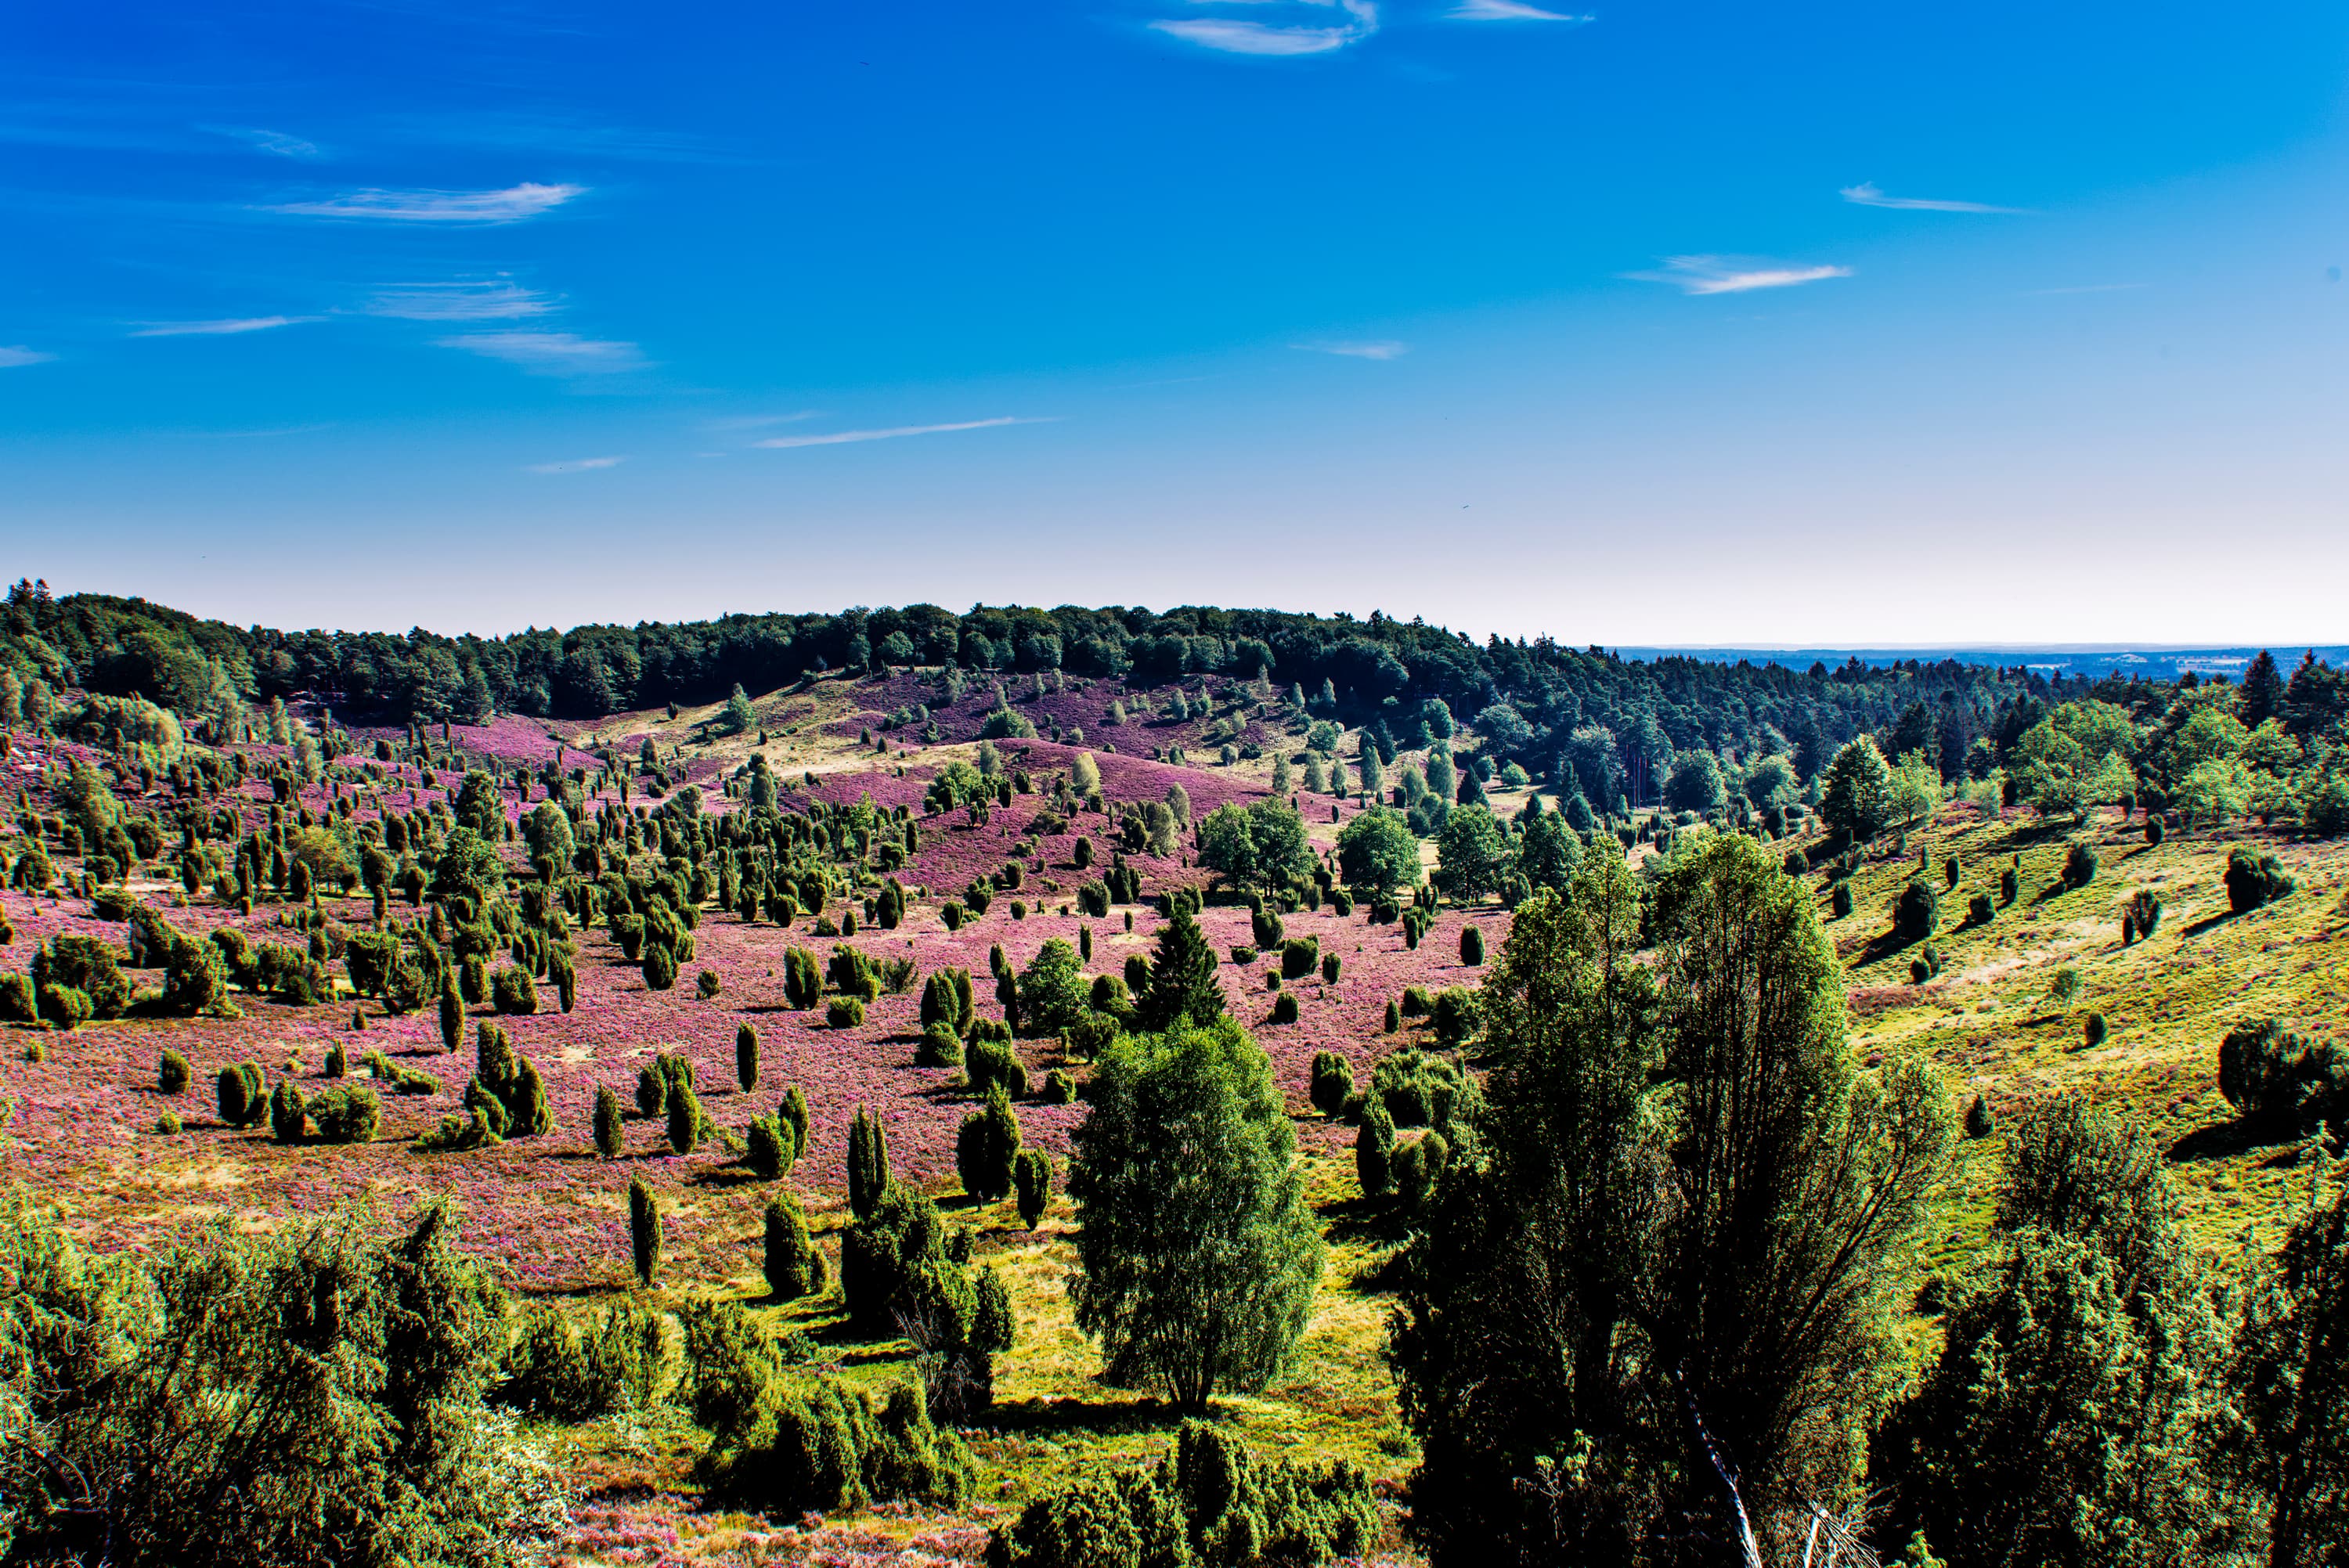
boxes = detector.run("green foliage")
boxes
[1392,842,1954,1565]
[763,1189,822,1300]
[0,1195,538,1566]
[500,1296,668,1420]
[989,1420,1377,1568]
[1432,802,1511,906]
[1067,1017,1325,1410]
[308,1084,380,1144]
[2062,839,2099,889]
[1196,798,1312,896]
[594,1083,625,1158]
[2225,845,2294,914]
[629,1176,662,1285]
[1895,874,1939,946]
[1873,1094,2226,1568]
[698,1374,974,1516]
[1309,1051,1355,1117]
[1013,1148,1055,1229]
[1133,902,1225,1035]
[1373,1045,1480,1130]
[2219,1019,2347,1137]
[783,946,822,1010]
[1017,938,1090,1039]
[958,1087,1024,1204]
[1819,736,1893,840]
[847,1105,892,1223]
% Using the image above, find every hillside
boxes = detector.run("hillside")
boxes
[2,615,2344,1566]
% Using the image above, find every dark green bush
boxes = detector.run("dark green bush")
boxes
[309,1083,381,1144]
[1013,1148,1055,1230]
[2062,841,2098,889]
[2225,846,2293,914]
[988,1419,1376,1568]
[1894,876,1939,946]
[2218,1018,2347,1135]
[1309,1051,1355,1116]
[958,1087,1023,1204]
[1269,993,1300,1024]
[763,1191,823,1300]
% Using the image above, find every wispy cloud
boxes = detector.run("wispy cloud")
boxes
[1450,0,1589,20]
[755,416,1049,450]
[1152,0,1378,56]
[209,125,322,159]
[435,330,645,374]
[1626,255,1853,295]
[1294,339,1408,359]
[709,410,824,431]
[128,315,319,337]
[0,346,55,369]
[525,455,626,474]
[1840,181,2024,214]
[264,182,584,223]
[365,279,559,321]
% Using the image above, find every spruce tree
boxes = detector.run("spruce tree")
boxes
[1135,902,1225,1034]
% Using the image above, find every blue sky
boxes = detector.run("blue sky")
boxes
[4,1,2345,644]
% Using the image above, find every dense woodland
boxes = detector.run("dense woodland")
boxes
[0,580,2345,1568]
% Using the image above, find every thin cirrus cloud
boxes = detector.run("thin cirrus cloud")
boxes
[208,126,322,159]
[263,182,584,223]
[364,279,559,321]
[1840,181,2025,214]
[128,315,319,337]
[435,330,645,375]
[525,456,626,474]
[755,416,1050,450]
[0,346,55,368]
[1294,339,1408,359]
[1151,0,1379,56]
[1626,255,1853,295]
[1450,0,1590,20]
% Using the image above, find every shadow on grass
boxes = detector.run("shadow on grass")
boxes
[2167,1118,2275,1164]
[2181,907,2245,939]
[983,1393,1188,1439]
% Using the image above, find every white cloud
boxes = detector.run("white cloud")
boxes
[525,455,626,474]
[1840,181,2024,214]
[0,346,54,368]
[435,330,645,374]
[1294,339,1408,359]
[128,315,318,337]
[1626,255,1853,295]
[755,416,1049,449]
[265,182,584,223]
[1450,0,1589,20]
[709,410,824,431]
[1151,0,1377,56]
[211,126,321,159]
[366,280,558,321]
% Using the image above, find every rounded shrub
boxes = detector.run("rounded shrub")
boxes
[158,1048,190,1094]
[1270,992,1300,1025]
[1460,925,1485,966]
[827,997,866,1029]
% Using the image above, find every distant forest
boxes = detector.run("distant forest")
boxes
[7,578,2348,802]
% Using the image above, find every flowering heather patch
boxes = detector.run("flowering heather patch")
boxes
[0,706,1486,1299]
